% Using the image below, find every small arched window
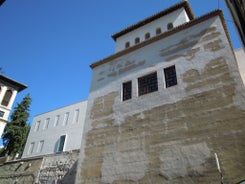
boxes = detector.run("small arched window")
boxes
[156,27,162,35]
[135,37,140,44]
[125,42,130,49]
[167,22,174,30]
[1,89,13,106]
[145,32,150,40]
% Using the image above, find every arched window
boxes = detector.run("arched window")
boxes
[135,37,140,44]
[125,42,130,49]
[167,22,174,30]
[156,27,162,35]
[145,32,150,40]
[1,90,12,106]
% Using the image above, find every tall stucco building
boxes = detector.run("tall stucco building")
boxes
[76,1,245,184]
[22,100,87,158]
[0,74,27,138]
[235,48,245,84]
[225,0,245,47]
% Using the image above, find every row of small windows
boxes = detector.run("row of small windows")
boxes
[0,87,13,107]
[28,140,44,155]
[125,22,174,49]
[27,135,66,155]
[34,109,80,132]
[122,65,177,101]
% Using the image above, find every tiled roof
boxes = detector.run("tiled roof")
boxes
[90,10,231,69]
[111,1,195,41]
[0,74,27,92]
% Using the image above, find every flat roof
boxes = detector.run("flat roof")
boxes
[111,1,195,41]
[0,74,27,92]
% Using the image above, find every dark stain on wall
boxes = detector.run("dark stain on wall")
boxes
[80,55,245,183]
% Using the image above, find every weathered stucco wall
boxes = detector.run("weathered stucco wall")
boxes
[76,13,245,184]
[0,158,43,184]
[39,150,79,183]
[0,150,79,184]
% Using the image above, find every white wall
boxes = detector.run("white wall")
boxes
[22,100,87,158]
[235,48,245,85]
[0,85,18,137]
[115,8,190,52]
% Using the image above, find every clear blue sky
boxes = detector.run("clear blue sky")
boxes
[0,0,242,144]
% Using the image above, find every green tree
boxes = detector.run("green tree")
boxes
[1,93,32,157]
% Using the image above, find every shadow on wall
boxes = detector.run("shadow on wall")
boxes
[60,160,78,184]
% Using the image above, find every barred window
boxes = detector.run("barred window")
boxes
[122,81,132,101]
[164,66,177,88]
[138,72,158,96]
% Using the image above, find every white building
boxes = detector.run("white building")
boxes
[112,1,194,53]
[235,48,245,85]
[76,1,245,183]
[0,74,27,138]
[22,100,87,158]
[225,0,245,47]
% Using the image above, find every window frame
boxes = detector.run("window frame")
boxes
[43,118,50,130]
[63,112,69,126]
[164,65,177,88]
[0,110,4,118]
[28,142,35,155]
[135,37,140,44]
[37,140,44,153]
[56,135,66,153]
[122,81,132,101]
[138,72,158,96]
[54,115,60,127]
[1,89,13,106]
[73,109,80,123]
[34,121,41,132]
[156,27,162,35]
[145,32,150,40]
[125,42,130,48]
[167,22,174,30]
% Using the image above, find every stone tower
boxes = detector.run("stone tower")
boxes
[76,1,245,183]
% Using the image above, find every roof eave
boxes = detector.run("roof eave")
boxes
[111,1,195,41]
[91,10,230,69]
[0,75,27,92]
